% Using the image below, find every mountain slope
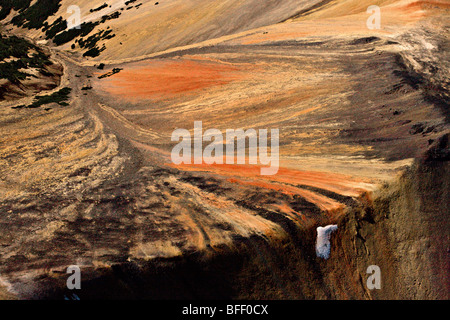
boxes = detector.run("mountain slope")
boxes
[0,0,448,299]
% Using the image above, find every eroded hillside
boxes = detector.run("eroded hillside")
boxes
[0,0,448,299]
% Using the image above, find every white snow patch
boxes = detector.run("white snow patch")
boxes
[315,224,338,259]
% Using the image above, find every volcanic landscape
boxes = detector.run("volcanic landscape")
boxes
[0,0,448,299]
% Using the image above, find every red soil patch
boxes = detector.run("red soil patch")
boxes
[402,0,450,10]
[98,59,244,101]
[167,161,372,196]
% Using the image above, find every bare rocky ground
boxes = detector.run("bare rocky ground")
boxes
[0,0,448,299]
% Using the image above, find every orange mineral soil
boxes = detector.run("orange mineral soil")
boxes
[99,59,247,102]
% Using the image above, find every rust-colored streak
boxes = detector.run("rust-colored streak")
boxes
[99,59,244,101]
[168,161,373,197]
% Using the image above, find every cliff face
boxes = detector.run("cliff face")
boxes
[199,142,449,300]
[329,144,449,300]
